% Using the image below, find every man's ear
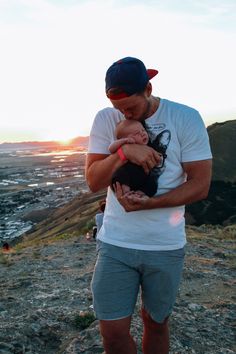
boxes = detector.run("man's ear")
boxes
[145,82,152,97]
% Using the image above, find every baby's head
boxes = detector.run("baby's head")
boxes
[115,120,149,145]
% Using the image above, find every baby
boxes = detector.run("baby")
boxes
[109,120,158,197]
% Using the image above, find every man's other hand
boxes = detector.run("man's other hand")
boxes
[113,182,150,212]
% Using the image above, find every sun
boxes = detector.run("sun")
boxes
[44,130,76,145]
[56,137,74,146]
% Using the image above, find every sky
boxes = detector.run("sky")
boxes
[0,0,235,143]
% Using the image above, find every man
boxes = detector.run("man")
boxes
[85,57,212,354]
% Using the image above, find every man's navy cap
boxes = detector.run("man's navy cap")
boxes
[105,57,158,100]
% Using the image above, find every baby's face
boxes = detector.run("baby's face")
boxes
[125,122,149,145]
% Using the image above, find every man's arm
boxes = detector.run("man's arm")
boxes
[114,159,212,212]
[86,144,162,192]
[86,152,125,192]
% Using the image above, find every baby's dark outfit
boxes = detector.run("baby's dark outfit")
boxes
[111,162,157,197]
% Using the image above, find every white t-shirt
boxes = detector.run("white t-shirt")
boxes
[88,98,212,250]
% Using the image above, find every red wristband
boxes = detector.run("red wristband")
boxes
[117,147,127,162]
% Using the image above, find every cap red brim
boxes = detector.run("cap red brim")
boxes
[147,69,158,80]
[106,91,130,100]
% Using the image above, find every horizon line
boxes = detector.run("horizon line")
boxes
[1,118,235,145]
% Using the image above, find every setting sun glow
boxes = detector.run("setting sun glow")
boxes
[0,1,235,144]
[57,138,74,146]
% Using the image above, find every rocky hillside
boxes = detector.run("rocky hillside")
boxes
[20,190,107,244]
[185,119,236,226]
[208,120,236,183]
[0,225,235,354]
[185,180,236,226]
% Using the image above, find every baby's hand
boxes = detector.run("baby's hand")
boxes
[126,137,136,144]
[132,190,146,197]
[123,190,146,197]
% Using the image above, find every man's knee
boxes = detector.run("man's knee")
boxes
[100,318,131,342]
[141,308,169,332]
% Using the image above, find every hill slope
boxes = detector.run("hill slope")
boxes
[208,119,236,182]
[186,120,236,225]
[22,190,106,242]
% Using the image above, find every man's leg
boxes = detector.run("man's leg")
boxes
[91,241,141,353]
[100,316,137,354]
[141,308,169,354]
[140,247,185,354]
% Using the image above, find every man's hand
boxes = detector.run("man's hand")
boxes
[122,144,162,174]
[113,182,150,212]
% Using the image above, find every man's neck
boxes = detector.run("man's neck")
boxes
[145,96,160,119]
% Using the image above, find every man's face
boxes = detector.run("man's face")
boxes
[111,93,150,121]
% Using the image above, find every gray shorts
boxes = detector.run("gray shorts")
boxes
[91,240,185,323]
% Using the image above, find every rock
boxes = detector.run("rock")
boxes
[0,342,14,351]
[188,303,204,311]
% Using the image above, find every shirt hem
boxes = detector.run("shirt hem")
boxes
[97,236,186,251]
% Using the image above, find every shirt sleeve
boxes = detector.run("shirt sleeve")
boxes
[178,109,212,162]
[88,108,124,154]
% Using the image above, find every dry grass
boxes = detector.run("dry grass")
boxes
[0,251,13,266]
[187,224,236,241]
